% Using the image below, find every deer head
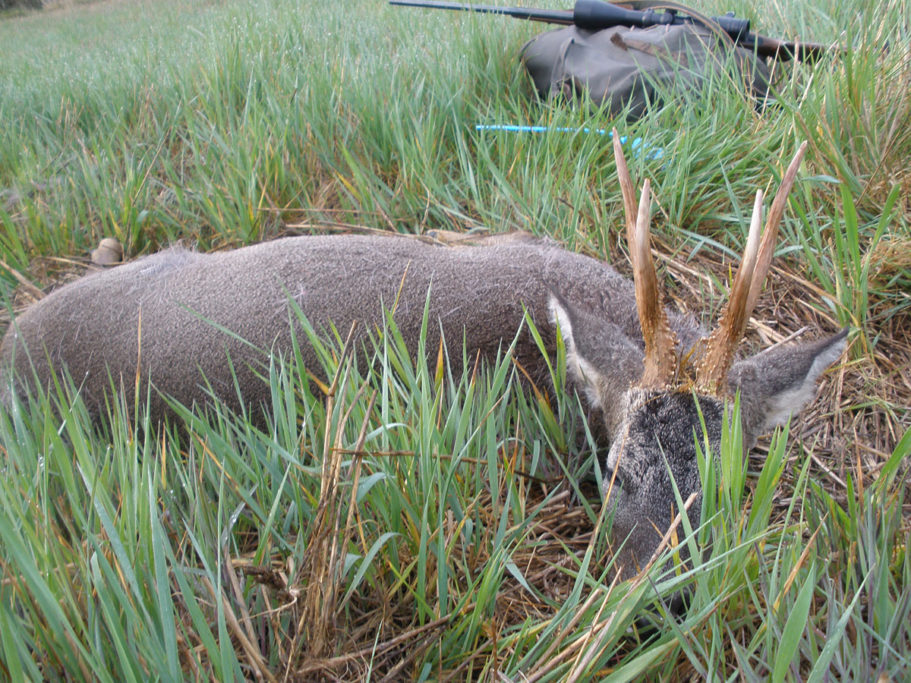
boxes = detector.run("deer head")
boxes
[549,133,847,576]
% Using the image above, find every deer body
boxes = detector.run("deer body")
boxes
[0,138,847,577]
[1,233,699,425]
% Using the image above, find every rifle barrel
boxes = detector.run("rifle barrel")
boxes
[388,0,574,24]
[391,0,748,39]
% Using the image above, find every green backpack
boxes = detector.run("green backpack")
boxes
[520,23,771,118]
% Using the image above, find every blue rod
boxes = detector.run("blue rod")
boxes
[475,124,664,160]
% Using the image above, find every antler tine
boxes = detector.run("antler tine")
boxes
[745,142,808,314]
[612,128,638,235]
[629,179,679,388]
[695,142,808,394]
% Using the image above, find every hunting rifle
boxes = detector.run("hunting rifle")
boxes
[389,0,834,61]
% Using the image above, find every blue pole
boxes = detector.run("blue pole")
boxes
[474,125,664,160]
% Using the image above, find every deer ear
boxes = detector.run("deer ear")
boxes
[730,329,848,436]
[548,294,643,409]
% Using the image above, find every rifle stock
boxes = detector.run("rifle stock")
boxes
[740,33,832,61]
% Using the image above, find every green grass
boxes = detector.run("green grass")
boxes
[1,0,909,679]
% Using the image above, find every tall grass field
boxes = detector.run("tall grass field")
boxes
[0,0,909,679]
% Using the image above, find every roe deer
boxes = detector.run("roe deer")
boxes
[0,134,846,576]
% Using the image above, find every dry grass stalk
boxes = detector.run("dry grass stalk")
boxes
[289,321,371,666]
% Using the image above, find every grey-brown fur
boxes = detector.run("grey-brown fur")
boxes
[0,233,700,422]
[0,232,846,576]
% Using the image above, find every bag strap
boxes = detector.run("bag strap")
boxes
[621,1,739,51]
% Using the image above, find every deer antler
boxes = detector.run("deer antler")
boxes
[694,142,808,394]
[613,130,678,389]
